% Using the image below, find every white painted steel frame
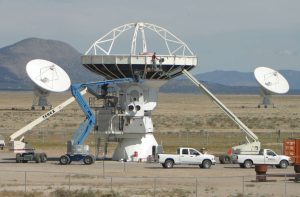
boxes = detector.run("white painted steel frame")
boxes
[85,22,194,56]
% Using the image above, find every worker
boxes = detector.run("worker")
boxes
[151,52,159,65]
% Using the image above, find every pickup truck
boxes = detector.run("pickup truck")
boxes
[158,147,216,169]
[233,149,293,169]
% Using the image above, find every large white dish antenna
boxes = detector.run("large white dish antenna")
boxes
[254,67,289,94]
[26,59,71,92]
[254,66,289,108]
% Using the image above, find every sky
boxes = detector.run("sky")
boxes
[0,0,300,73]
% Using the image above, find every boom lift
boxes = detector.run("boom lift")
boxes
[182,69,261,163]
[58,78,132,165]
[9,89,87,163]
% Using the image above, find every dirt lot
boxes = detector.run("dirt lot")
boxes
[0,91,299,196]
[0,152,299,197]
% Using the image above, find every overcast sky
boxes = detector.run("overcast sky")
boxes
[1,0,300,72]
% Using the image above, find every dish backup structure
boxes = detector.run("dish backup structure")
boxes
[82,22,197,161]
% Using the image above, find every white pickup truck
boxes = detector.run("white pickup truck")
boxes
[158,147,216,169]
[233,149,293,169]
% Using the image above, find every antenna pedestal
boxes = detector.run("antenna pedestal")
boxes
[258,88,273,108]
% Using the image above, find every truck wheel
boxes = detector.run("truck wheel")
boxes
[59,155,70,165]
[201,160,212,169]
[279,160,288,169]
[164,159,174,168]
[83,155,94,165]
[162,163,166,168]
[239,164,245,168]
[244,160,253,169]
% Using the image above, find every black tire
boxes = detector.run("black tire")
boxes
[223,156,231,164]
[83,155,94,165]
[275,165,281,168]
[40,153,47,163]
[59,155,70,165]
[219,155,225,164]
[16,153,21,163]
[243,160,253,169]
[42,106,45,110]
[22,160,28,163]
[162,163,166,168]
[239,164,245,168]
[35,154,41,163]
[201,160,212,169]
[164,159,174,168]
[279,160,288,169]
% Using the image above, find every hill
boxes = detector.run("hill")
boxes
[0,37,299,94]
[0,38,99,89]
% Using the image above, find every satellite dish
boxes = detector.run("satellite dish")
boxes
[26,59,71,110]
[254,66,289,108]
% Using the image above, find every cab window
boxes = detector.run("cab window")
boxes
[182,149,189,155]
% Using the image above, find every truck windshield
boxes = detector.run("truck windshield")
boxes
[267,150,276,156]
[189,149,200,155]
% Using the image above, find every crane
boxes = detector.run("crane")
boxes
[58,78,133,165]
[9,89,87,163]
[182,69,261,163]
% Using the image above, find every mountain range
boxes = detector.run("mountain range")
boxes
[0,38,299,94]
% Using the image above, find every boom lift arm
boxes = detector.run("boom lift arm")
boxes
[182,69,260,154]
[9,89,88,153]
[59,78,133,165]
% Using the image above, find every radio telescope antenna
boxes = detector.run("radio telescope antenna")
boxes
[82,22,197,161]
[26,59,71,110]
[254,67,289,108]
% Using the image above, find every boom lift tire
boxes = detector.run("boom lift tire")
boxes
[16,153,21,163]
[35,153,41,163]
[40,153,47,163]
[219,155,231,164]
[59,155,70,165]
[83,155,94,165]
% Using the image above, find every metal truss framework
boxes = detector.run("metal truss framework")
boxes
[85,22,194,56]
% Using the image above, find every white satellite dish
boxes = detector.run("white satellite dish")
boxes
[254,66,289,108]
[26,59,71,110]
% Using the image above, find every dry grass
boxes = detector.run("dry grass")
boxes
[0,92,299,156]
